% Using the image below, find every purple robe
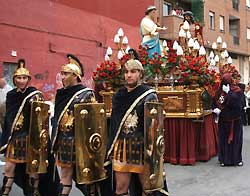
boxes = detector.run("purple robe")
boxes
[215,90,243,166]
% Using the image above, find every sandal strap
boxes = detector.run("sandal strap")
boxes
[1,176,15,196]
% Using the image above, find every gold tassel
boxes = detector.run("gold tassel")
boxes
[123,138,126,163]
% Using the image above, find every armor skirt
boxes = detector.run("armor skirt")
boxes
[113,137,144,173]
[55,131,75,167]
[6,131,28,163]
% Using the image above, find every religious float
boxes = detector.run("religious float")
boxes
[93,25,241,165]
[93,27,214,118]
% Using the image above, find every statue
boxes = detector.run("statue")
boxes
[140,5,167,57]
[179,11,203,45]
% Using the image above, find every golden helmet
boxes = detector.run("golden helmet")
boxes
[124,59,144,71]
[61,54,84,80]
[13,59,31,79]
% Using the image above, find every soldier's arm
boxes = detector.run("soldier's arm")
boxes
[144,92,158,102]
[80,90,96,103]
[29,92,44,103]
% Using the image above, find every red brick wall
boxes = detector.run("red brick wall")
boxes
[55,0,153,26]
[0,0,153,98]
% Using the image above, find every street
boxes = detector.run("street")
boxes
[165,125,250,196]
[1,126,250,196]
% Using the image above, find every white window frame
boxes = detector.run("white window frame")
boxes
[246,0,250,7]
[209,11,215,30]
[219,16,225,32]
[163,1,172,16]
[247,28,250,40]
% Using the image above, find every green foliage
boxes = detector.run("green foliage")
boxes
[191,0,204,25]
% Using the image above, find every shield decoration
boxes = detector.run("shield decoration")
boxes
[74,103,108,184]
[27,101,50,174]
[144,101,165,192]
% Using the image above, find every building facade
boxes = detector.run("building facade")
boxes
[156,0,250,83]
[1,0,249,97]
[0,0,153,98]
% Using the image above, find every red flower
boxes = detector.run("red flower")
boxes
[92,60,122,86]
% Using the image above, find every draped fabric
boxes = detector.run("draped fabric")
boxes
[213,73,243,166]
[51,84,86,144]
[164,114,218,165]
[218,118,243,166]
[108,84,169,195]
[140,16,161,57]
[141,34,161,57]
[0,86,37,151]
[14,153,60,196]
[107,84,152,152]
[0,86,60,195]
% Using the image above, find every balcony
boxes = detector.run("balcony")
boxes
[160,15,184,40]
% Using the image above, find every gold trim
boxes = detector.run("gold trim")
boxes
[113,161,144,173]
[51,88,93,153]
[104,160,111,167]
[0,90,41,152]
[107,89,156,158]
[158,189,170,195]
[122,138,126,162]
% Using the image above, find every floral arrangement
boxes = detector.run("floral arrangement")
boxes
[177,55,213,86]
[137,45,170,81]
[219,63,241,80]
[92,60,122,88]
[137,43,215,88]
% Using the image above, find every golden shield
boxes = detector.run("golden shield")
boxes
[27,101,50,174]
[74,103,107,184]
[144,101,165,192]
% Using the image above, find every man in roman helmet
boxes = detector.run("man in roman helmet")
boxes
[140,5,167,57]
[0,59,59,196]
[51,54,103,196]
[107,59,169,196]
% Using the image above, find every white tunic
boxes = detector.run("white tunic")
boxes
[140,16,158,43]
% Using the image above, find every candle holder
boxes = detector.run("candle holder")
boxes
[209,36,231,69]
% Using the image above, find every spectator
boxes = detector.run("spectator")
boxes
[0,78,12,129]
[245,84,250,125]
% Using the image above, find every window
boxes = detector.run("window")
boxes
[219,16,225,32]
[209,11,215,30]
[239,56,244,81]
[232,0,239,11]
[2,62,17,87]
[163,1,172,16]
[247,28,250,40]
[247,0,250,7]
[229,17,240,45]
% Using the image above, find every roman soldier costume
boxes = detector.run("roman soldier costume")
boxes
[0,59,59,196]
[107,59,169,195]
[51,54,110,196]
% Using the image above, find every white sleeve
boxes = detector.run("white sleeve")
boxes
[141,17,157,35]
